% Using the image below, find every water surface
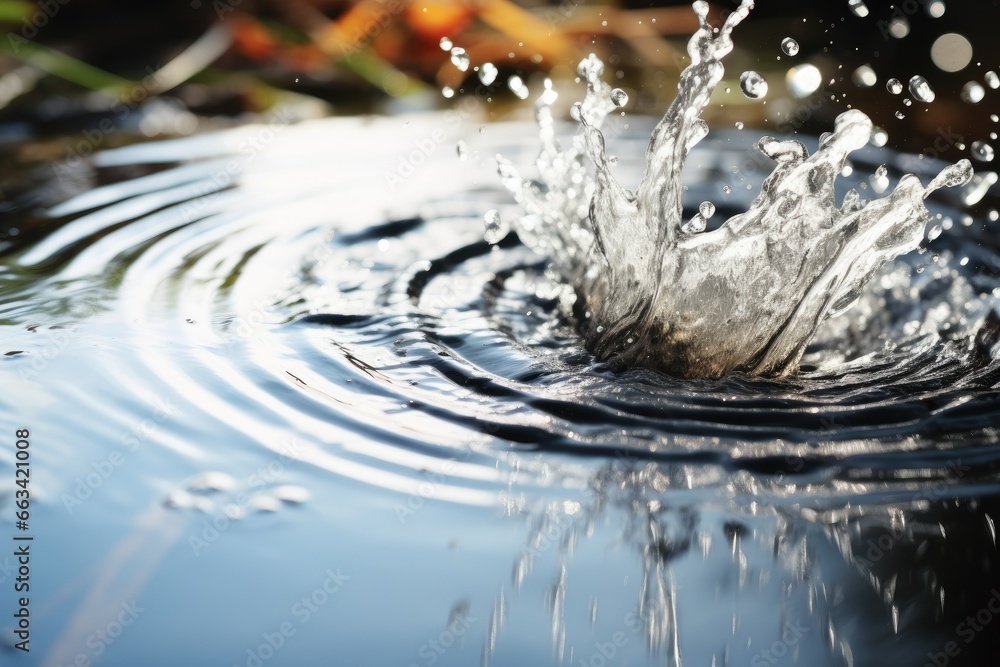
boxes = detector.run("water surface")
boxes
[1,113,999,666]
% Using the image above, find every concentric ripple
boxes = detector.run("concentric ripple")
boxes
[2,111,1000,667]
[4,113,998,513]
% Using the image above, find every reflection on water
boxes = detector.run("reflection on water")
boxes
[0,114,998,666]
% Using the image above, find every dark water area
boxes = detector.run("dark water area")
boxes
[0,112,999,667]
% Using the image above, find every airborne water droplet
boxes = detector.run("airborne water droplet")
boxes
[908,75,935,103]
[577,53,604,81]
[886,78,903,95]
[852,64,877,88]
[961,81,985,104]
[848,0,870,18]
[479,62,498,86]
[508,75,529,100]
[739,71,768,99]
[483,209,509,244]
[456,140,468,161]
[986,71,1000,90]
[927,225,943,241]
[722,185,733,195]
[441,86,455,99]
[781,37,800,56]
[735,121,744,130]
[439,37,453,51]
[610,88,629,108]
[972,140,995,162]
[699,201,716,218]
[450,47,470,72]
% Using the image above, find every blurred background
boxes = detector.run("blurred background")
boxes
[0,0,997,162]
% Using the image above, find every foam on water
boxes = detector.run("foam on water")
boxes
[497,0,975,379]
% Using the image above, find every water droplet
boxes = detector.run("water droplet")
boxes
[908,75,935,103]
[577,53,604,81]
[902,98,912,107]
[930,33,972,72]
[186,471,236,494]
[871,164,890,193]
[895,110,905,119]
[926,1,946,18]
[739,70,768,99]
[699,201,716,218]
[852,64,877,88]
[961,81,985,104]
[439,37,453,51]
[450,47,470,72]
[508,75,529,100]
[735,121,744,130]
[886,78,903,94]
[986,71,1000,90]
[972,140,995,162]
[722,185,733,195]
[610,88,629,108]
[889,18,910,38]
[786,64,822,97]
[479,125,487,134]
[271,485,310,504]
[927,224,943,241]
[781,37,800,56]
[478,62,498,86]
[441,85,455,99]
[570,101,583,122]
[682,213,707,234]
[456,140,468,161]
[484,209,509,244]
[848,0,869,18]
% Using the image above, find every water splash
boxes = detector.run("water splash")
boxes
[496,0,974,379]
